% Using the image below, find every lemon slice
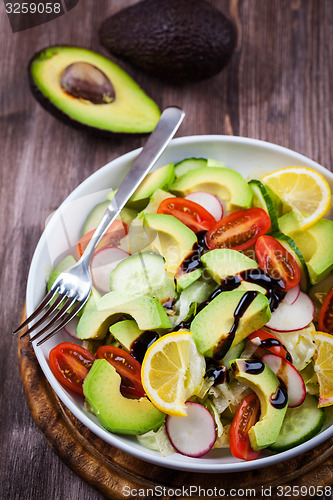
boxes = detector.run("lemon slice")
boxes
[313,331,333,407]
[141,331,205,416]
[262,167,331,229]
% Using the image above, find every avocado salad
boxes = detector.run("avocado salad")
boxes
[47,157,333,461]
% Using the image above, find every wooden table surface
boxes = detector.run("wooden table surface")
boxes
[1,1,333,499]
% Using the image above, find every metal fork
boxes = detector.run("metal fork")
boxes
[13,106,185,346]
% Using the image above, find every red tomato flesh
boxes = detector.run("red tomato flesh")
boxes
[157,197,216,233]
[96,345,146,398]
[255,235,301,291]
[76,220,128,259]
[247,329,292,362]
[318,288,333,334]
[205,208,271,251]
[230,392,261,461]
[49,342,95,395]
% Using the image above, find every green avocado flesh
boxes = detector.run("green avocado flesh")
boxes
[231,359,288,450]
[83,359,165,435]
[143,213,197,275]
[201,249,258,283]
[129,163,175,203]
[191,291,271,357]
[29,46,160,134]
[278,212,333,284]
[172,167,253,211]
[76,291,171,340]
[109,320,142,351]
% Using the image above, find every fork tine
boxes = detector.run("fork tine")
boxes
[12,287,59,335]
[19,293,66,340]
[35,302,84,346]
[26,295,77,344]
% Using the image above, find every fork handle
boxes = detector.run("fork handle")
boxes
[79,106,185,268]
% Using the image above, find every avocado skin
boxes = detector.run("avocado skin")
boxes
[28,46,158,137]
[99,0,237,82]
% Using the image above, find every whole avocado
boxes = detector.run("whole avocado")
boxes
[99,0,237,82]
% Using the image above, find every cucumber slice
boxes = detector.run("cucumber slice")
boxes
[110,251,175,303]
[269,394,325,452]
[174,158,207,178]
[273,231,310,291]
[248,179,279,233]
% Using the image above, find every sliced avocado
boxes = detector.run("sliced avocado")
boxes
[176,269,202,292]
[278,212,333,284]
[29,46,160,135]
[191,291,271,358]
[47,256,101,316]
[129,163,175,204]
[109,320,142,351]
[201,249,258,284]
[82,201,109,236]
[143,213,197,275]
[231,359,288,450]
[172,167,253,211]
[83,359,165,435]
[76,291,171,340]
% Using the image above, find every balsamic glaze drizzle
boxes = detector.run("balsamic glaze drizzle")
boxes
[270,382,288,409]
[260,338,292,363]
[130,331,159,364]
[213,291,259,360]
[241,359,265,375]
[205,358,228,385]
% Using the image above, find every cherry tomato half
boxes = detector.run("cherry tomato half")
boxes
[255,235,301,291]
[247,329,292,362]
[76,220,128,259]
[230,392,261,461]
[96,346,145,398]
[318,288,333,334]
[205,208,271,251]
[49,342,95,395]
[157,197,216,233]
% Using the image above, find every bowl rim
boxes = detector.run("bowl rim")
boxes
[26,135,333,473]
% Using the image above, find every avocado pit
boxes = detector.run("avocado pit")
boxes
[60,62,115,104]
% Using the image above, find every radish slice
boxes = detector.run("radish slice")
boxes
[266,291,315,332]
[185,192,223,221]
[165,402,216,457]
[283,284,300,305]
[91,247,129,294]
[63,317,79,339]
[261,354,306,408]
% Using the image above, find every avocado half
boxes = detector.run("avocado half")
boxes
[28,46,161,135]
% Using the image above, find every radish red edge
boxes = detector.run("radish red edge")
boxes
[63,316,79,339]
[90,247,129,294]
[265,291,315,332]
[185,192,223,221]
[261,353,306,408]
[283,284,300,305]
[165,402,216,457]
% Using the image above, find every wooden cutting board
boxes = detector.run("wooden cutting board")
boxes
[18,308,333,500]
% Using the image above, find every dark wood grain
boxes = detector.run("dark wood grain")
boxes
[1,1,333,499]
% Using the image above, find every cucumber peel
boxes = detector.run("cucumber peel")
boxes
[249,179,279,233]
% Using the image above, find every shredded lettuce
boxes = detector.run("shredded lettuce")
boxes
[137,425,175,456]
[271,323,316,371]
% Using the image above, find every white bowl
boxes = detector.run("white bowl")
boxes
[26,135,333,473]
